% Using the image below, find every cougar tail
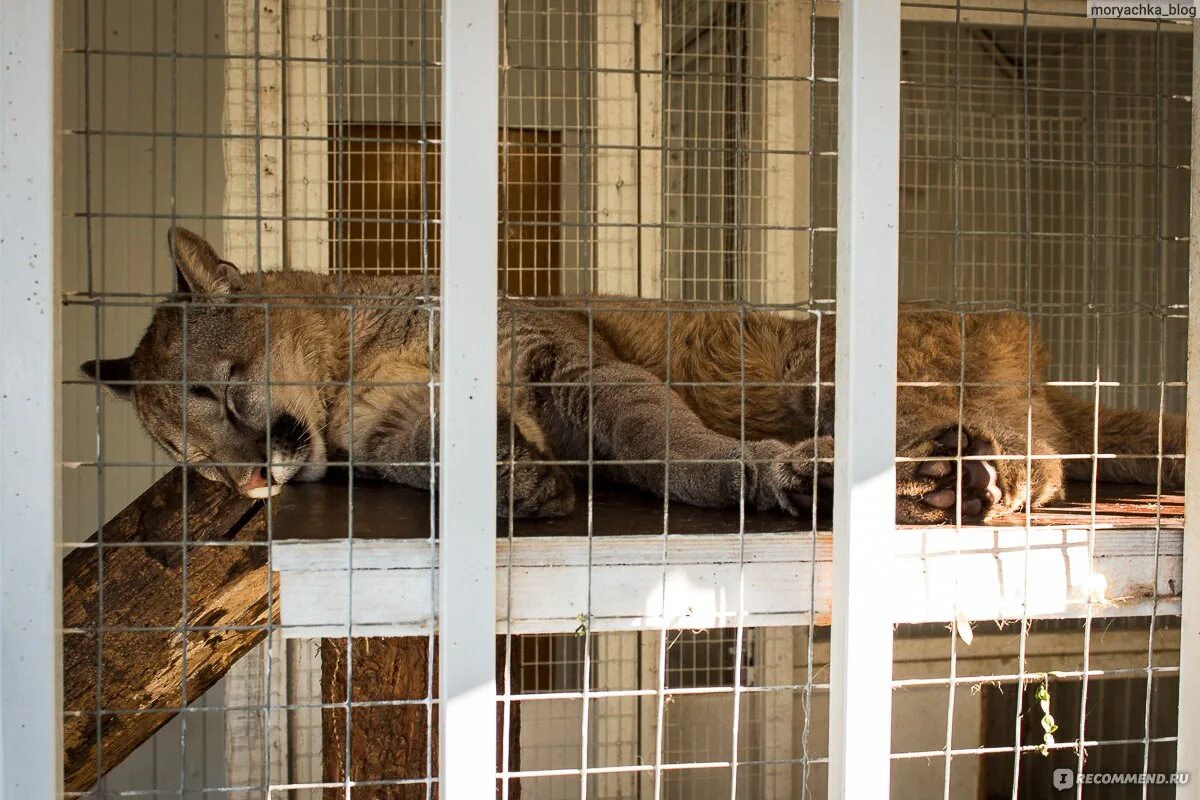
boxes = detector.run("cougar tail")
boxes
[1044,386,1185,488]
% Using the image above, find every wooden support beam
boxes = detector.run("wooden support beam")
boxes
[321,636,519,799]
[60,466,523,794]
[61,468,273,793]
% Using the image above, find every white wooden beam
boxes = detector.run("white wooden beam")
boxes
[829,1,900,797]
[223,632,288,800]
[270,528,1184,639]
[637,0,663,299]
[222,3,330,792]
[760,626,795,798]
[0,0,61,795]
[223,0,285,272]
[1174,19,1200,800]
[283,1,329,273]
[760,0,811,306]
[594,0,641,295]
[439,0,498,794]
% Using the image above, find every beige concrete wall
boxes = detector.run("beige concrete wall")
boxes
[60,0,228,544]
[59,0,230,793]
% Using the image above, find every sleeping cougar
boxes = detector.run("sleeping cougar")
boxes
[82,228,1185,523]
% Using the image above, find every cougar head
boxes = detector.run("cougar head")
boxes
[81,227,329,497]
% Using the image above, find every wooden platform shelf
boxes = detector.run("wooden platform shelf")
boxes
[268,480,1185,638]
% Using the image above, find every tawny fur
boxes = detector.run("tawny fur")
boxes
[83,229,1186,524]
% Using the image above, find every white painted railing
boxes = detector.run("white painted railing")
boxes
[0,0,61,796]
[830,1,901,797]
[439,0,499,796]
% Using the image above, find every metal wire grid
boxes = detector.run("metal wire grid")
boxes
[493,1,827,797]
[881,4,1190,798]
[812,16,1191,410]
[58,2,1191,800]
[62,0,823,796]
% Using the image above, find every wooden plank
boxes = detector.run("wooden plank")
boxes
[223,631,289,800]
[223,0,285,273]
[594,0,641,295]
[320,636,519,799]
[61,468,274,793]
[760,0,811,306]
[272,525,1184,639]
[321,637,434,800]
[830,0,902,792]
[285,0,330,272]
[267,478,1184,542]
[223,5,332,789]
[759,627,795,798]
[638,0,664,298]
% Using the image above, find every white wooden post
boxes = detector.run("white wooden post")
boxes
[223,0,328,273]
[223,0,285,271]
[760,627,795,798]
[222,2,330,793]
[439,0,498,795]
[0,0,62,795]
[283,1,329,272]
[637,0,663,299]
[761,0,811,306]
[1174,20,1200,800]
[594,0,641,296]
[828,1,899,798]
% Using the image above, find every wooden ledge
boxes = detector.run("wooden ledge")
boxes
[266,478,1184,541]
[266,479,1184,639]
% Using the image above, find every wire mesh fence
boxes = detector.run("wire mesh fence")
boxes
[55,0,1193,798]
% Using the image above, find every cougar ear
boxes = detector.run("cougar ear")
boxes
[80,357,135,401]
[168,226,242,296]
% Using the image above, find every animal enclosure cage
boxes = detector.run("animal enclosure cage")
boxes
[0,0,1191,798]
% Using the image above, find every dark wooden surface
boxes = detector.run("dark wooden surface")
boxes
[62,468,273,793]
[321,637,520,799]
[269,477,1184,541]
[994,482,1184,529]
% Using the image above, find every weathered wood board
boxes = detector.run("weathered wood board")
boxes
[62,468,273,792]
[320,636,520,799]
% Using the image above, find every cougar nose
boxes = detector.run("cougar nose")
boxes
[240,466,280,498]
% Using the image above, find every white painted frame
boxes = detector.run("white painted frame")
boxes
[829,1,900,798]
[223,0,330,273]
[271,526,1177,638]
[1174,21,1200,800]
[637,0,663,299]
[0,0,62,796]
[439,0,499,796]
[593,0,641,296]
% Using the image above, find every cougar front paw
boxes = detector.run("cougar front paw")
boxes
[897,426,1004,524]
[748,438,834,517]
[498,460,575,518]
[496,412,576,518]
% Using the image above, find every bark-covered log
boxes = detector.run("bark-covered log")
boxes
[321,637,519,799]
[62,467,274,793]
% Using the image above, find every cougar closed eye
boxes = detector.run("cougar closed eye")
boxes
[187,385,221,402]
